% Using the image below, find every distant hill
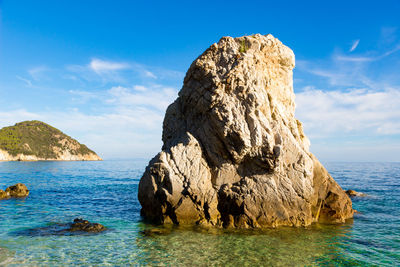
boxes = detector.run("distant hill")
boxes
[0,120,101,161]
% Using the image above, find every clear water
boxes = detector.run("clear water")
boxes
[0,160,399,266]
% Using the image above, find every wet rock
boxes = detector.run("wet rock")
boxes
[0,190,9,200]
[0,183,29,199]
[346,190,366,197]
[68,218,106,233]
[138,34,353,228]
[5,183,29,198]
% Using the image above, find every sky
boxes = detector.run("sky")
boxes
[0,0,399,161]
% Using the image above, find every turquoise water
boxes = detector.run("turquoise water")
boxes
[0,160,399,266]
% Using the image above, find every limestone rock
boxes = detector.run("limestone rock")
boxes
[138,34,354,228]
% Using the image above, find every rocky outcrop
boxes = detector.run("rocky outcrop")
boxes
[346,190,366,197]
[0,120,101,161]
[138,34,353,228]
[0,183,29,199]
[68,218,106,233]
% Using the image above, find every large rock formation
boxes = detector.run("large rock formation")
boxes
[0,121,101,161]
[138,34,353,228]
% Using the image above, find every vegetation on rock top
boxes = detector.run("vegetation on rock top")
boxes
[0,120,95,158]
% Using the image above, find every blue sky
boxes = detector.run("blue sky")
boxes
[1,0,399,161]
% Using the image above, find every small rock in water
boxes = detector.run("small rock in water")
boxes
[0,183,29,199]
[0,190,8,200]
[68,218,106,233]
[6,183,29,198]
[346,190,366,197]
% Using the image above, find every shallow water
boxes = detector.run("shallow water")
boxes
[0,160,399,266]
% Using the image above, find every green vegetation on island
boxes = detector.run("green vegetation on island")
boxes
[0,120,96,158]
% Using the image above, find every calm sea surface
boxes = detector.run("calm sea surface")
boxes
[0,160,398,266]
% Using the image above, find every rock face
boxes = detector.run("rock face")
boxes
[0,183,29,199]
[138,34,353,228]
[0,120,101,161]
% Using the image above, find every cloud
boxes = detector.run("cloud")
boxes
[296,87,400,138]
[334,55,373,62]
[133,85,147,91]
[65,59,170,85]
[349,39,360,52]
[335,44,400,62]
[294,31,400,161]
[0,108,163,159]
[297,39,400,90]
[0,83,179,159]
[28,66,49,81]
[15,75,32,87]
[89,58,130,73]
[69,90,103,103]
[0,109,41,126]
[144,70,157,79]
[107,85,177,112]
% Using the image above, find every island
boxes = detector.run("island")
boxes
[0,120,101,161]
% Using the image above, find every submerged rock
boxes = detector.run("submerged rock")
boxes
[138,34,354,228]
[68,218,106,233]
[10,219,106,236]
[0,183,29,199]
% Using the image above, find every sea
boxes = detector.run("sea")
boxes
[0,160,399,266]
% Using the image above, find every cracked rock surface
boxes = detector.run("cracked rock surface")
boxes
[138,34,353,228]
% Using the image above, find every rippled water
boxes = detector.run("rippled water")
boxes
[0,160,399,266]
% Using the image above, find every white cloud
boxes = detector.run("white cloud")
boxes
[28,66,49,81]
[0,109,41,127]
[15,75,32,87]
[107,85,177,112]
[335,44,400,62]
[0,84,176,159]
[89,58,130,73]
[133,85,147,91]
[0,108,164,159]
[65,59,172,84]
[296,87,400,138]
[69,90,103,103]
[335,55,373,62]
[144,70,157,79]
[294,31,400,161]
[349,39,360,52]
